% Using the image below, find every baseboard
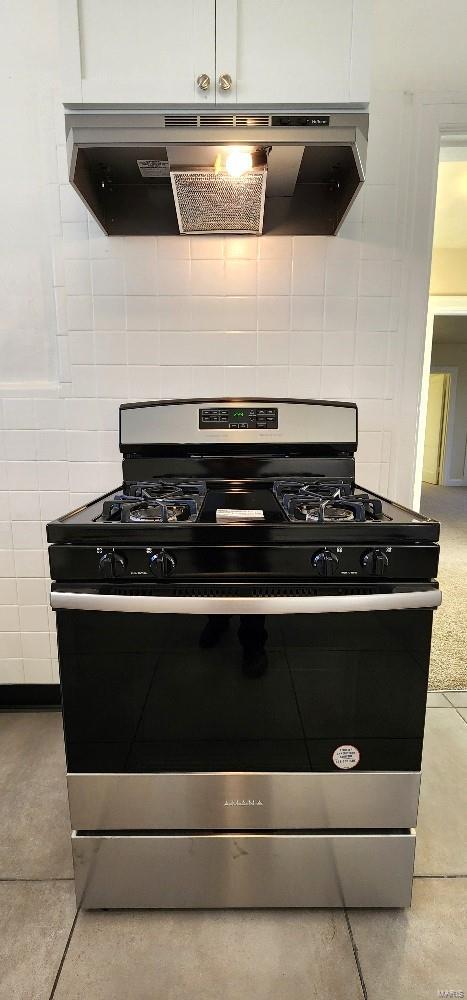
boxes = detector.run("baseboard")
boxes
[0,684,61,708]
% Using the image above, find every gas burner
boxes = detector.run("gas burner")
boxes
[294,502,356,523]
[273,478,384,524]
[101,479,206,524]
[126,502,194,523]
[121,480,207,501]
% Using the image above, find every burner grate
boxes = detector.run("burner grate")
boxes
[273,478,383,524]
[102,479,206,524]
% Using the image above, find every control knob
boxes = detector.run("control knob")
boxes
[312,549,339,577]
[149,549,176,578]
[361,548,389,576]
[98,551,127,578]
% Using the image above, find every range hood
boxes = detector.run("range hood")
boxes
[65,107,368,237]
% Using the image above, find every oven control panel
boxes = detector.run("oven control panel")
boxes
[48,543,440,582]
[199,406,278,430]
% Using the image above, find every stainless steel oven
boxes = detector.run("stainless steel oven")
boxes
[48,398,441,908]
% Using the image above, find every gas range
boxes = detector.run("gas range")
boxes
[48,398,441,911]
[48,472,439,583]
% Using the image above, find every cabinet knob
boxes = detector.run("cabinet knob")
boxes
[196,73,211,91]
[219,72,233,91]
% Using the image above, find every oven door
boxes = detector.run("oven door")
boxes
[52,583,440,831]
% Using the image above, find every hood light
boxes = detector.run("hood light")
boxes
[225,148,253,177]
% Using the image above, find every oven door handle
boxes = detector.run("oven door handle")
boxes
[50,590,442,615]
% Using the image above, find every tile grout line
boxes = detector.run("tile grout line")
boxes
[344,909,368,1000]
[414,874,467,879]
[48,905,80,1000]
[451,705,467,726]
[0,877,73,882]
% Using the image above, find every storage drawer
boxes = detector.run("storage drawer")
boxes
[72,830,416,909]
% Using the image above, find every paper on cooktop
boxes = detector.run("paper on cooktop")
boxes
[216,508,265,523]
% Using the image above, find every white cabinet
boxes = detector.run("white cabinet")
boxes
[216,0,370,105]
[60,0,370,106]
[60,0,215,103]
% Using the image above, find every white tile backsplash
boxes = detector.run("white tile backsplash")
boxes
[94,295,125,330]
[67,295,93,330]
[0,579,17,604]
[358,259,392,297]
[223,331,257,366]
[325,257,359,298]
[257,332,289,365]
[289,331,323,365]
[324,297,358,332]
[8,490,41,520]
[258,236,292,259]
[3,400,36,430]
[19,605,50,632]
[258,259,291,296]
[257,296,290,331]
[321,366,354,398]
[224,237,257,259]
[354,365,387,398]
[322,332,355,365]
[125,296,159,330]
[127,331,159,365]
[4,432,37,462]
[288,366,322,397]
[69,331,94,365]
[357,296,392,333]
[95,366,129,399]
[191,236,225,259]
[291,296,324,331]
[64,260,91,295]
[291,254,326,296]
[157,259,191,296]
[94,331,127,365]
[191,259,225,296]
[224,259,257,296]
[6,462,38,491]
[91,259,125,295]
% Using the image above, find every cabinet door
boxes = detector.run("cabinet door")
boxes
[216,0,370,105]
[60,0,215,104]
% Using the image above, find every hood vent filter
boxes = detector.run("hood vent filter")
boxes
[164,113,270,128]
[170,168,267,235]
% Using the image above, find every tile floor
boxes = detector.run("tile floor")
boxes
[0,701,466,1000]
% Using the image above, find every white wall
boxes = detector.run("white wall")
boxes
[0,1,59,384]
[2,0,467,683]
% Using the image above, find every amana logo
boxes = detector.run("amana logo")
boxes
[224,799,264,807]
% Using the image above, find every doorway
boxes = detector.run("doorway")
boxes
[416,140,467,690]
[422,372,450,485]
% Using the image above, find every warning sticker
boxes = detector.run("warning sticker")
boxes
[137,159,170,178]
[332,744,360,770]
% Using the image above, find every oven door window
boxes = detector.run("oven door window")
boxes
[57,608,432,774]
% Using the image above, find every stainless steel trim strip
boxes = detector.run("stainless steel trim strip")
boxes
[52,590,442,615]
[72,830,416,909]
[68,771,421,831]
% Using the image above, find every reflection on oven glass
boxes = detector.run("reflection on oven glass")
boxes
[200,615,269,677]
[59,609,430,776]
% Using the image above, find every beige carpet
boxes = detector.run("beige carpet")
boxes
[420,484,467,689]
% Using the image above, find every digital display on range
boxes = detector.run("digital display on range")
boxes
[199,406,278,430]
